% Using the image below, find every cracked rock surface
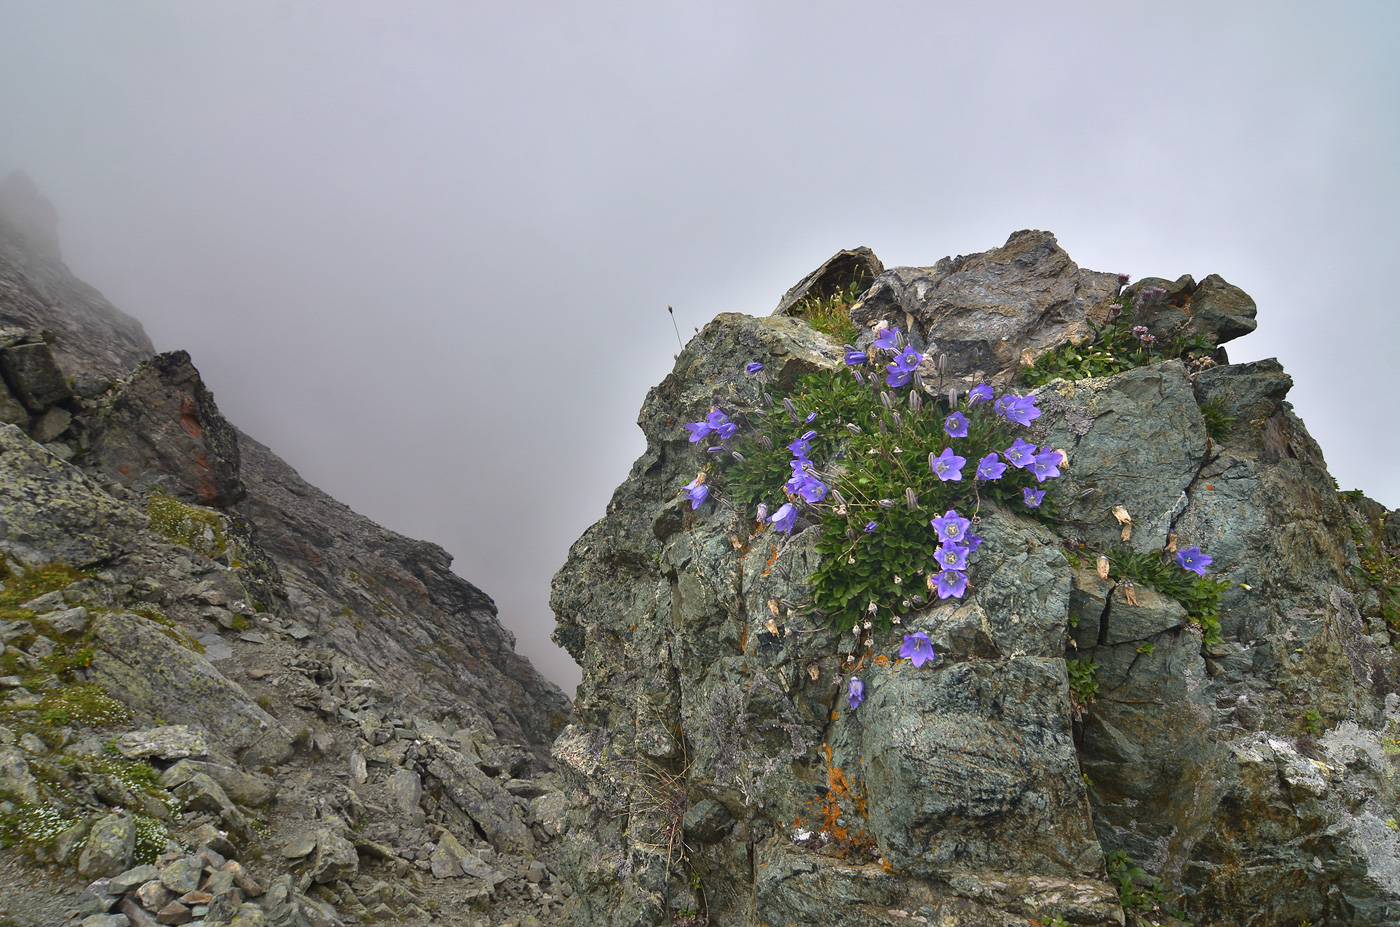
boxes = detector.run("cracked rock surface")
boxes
[551,232,1400,926]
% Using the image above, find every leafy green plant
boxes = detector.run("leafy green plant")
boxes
[711,363,1058,632]
[1303,709,1323,736]
[1022,286,1216,388]
[1103,545,1227,646]
[789,275,869,345]
[1105,849,1191,923]
[1198,398,1236,443]
[1067,657,1099,704]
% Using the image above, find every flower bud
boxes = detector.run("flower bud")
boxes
[905,487,918,510]
[891,411,903,430]
[880,391,893,409]
[846,423,862,436]
[852,370,866,386]
[878,499,895,508]
[755,504,769,522]
[908,390,923,412]
[731,451,746,462]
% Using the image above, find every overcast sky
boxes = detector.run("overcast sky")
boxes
[2,1,1396,692]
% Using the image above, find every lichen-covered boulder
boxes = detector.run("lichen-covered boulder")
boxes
[552,236,1400,926]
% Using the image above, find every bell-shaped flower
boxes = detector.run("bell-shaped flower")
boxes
[999,395,1042,426]
[873,326,901,352]
[769,503,797,534]
[685,421,713,443]
[976,453,1007,481]
[934,542,969,572]
[1176,546,1213,575]
[932,569,968,599]
[1029,451,1062,482]
[944,412,969,438]
[899,631,937,667]
[844,350,868,366]
[930,448,966,482]
[682,477,709,510]
[1004,437,1038,468]
[929,509,971,543]
[746,362,765,374]
[847,677,865,710]
[968,382,994,405]
[1022,487,1045,507]
[706,409,731,428]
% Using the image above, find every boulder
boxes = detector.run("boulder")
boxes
[78,813,136,879]
[115,725,211,762]
[0,340,73,411]
[772,246,883,317]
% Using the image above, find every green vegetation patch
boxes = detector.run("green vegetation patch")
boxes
[145,491,227,558]
[788,275,868,346]
[1022,286,1216,388]
[1101,545,1227,646]
[1339,491,1400,634]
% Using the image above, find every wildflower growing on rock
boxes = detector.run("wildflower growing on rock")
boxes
[848,677,865,710]
[873,326,901,352]
[932,569,968,599]
[1029,452,1062,483]
[944,411,969,438]
[930,509,971,543]
[968,382,994,404]
[1022,487,1045,507]
[934,542,969,572]
[997,394,1042,426]
[682,474,708,510]
[685,421,713,443]
[770,503,797,534]
[845,350,868,366]
[746,362,765,374]
[976,452,1007,481]
[1004,437,1038,469]
[931,448,966,482]
[899,632,937,667]
[1176,546,1213,575]
[886,346,922,387]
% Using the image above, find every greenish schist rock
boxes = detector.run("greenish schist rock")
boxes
[551,236,1400,927]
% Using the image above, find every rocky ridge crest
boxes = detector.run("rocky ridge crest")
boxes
[0,178,572,927]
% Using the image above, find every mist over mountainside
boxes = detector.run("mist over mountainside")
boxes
[0,172,574,926]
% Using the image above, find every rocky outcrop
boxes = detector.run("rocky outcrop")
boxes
[551,234,1400,926]
[0,178,573,926]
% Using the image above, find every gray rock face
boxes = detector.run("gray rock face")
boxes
[848,229,1121,380]
[78,813,137,879]
[772,246,884,317]
[551,238,1400,926]
[1,340,74,411]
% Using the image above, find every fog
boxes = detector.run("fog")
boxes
[2,1,1396,693]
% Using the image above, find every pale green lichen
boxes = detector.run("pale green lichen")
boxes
[145,491,227,558]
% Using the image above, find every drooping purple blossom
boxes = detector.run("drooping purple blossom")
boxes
[873,327,901,352]
[968,382,994,405]
[976,453,1007,481]
[930,509,971,543]
[1029,451,1062,483]
[999,394,1042,426]
[965,534,983,553]
[1022,487,1045,507]
[746,362,765,374]
[806,412,818,423]
[705,409,730,428]
[1004,437,1038,468]
[714,421,739,440]
[932,569,968,600]
[682,477,708,510]
[930,448,966,482]
[864,521,878,533]
[1176,546,1213,576]
[944,411,969,438]
[788,436,813,457]
[685,421,713,443]
[844,350,868,366]
[934,542,969,572]
[769,503,797,534]
[797,478,828,503]
[847,677,865,710]
[899,631,937,667]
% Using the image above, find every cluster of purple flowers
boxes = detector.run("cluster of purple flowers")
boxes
[685,407,738,443]
[784,430,829,504]
[927,509,981,599]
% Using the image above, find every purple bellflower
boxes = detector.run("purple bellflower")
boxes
[1022,487,1045,507]
[797,478,828,503]
[844,350,868,366]
[746,362,765,374]
[682,477,708,510]
[944,411,969,438]
[976,453,1007,481]
[885,347,922,387]
[965,534,983,553]
[873,327,901,352]
[847,677,865,710]
[930,509,971,543]
[931,448,966,482]
[685,421,713,443]
[864,521,878,533]
[1029,451,1062,482]
[714,421,738,440]
[1176,546,1213,575]
[968,382,994,405]
[899,632,937,667]
[769,503,797,534]
[705,409,730,428]
[1004,437,1038,468]
[999,395,1042,426]
[932,569,968,599]
[934,542,969,572]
